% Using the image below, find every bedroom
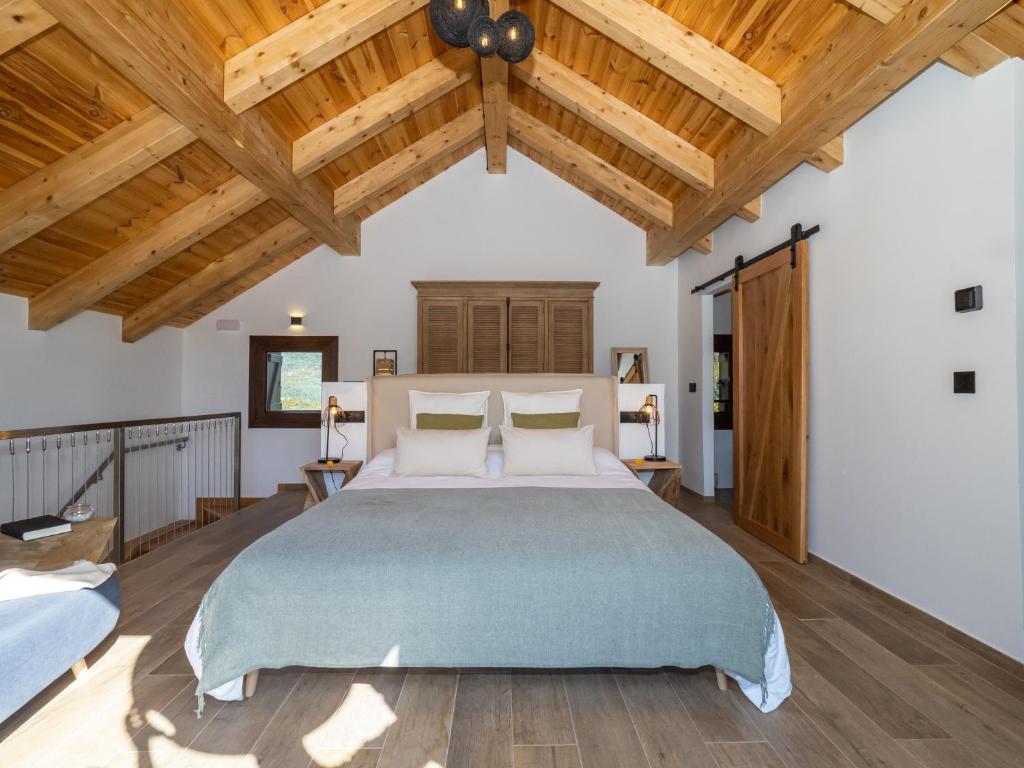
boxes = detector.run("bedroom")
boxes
[0,1,1023,767]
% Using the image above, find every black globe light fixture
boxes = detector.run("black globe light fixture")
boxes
[430,0,535,62]
[429,0,490,48]
[468,15,500,57]
[497,10,535,63]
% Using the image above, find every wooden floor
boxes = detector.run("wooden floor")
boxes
[2,490,1023,768]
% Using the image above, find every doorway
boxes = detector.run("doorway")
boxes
[711,291,733,496]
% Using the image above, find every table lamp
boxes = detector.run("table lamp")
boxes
[319,395,346,464]
[638,394,665,462]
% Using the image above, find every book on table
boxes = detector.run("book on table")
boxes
[1,514,72,541]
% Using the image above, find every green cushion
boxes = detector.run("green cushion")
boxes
[511,412,581,429]
[416,413,485,430]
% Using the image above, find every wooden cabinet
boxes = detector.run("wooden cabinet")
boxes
[415,282,597,374]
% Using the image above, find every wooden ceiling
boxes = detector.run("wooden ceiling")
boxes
[0,0,1021,340]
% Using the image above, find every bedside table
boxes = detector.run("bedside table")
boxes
[300,460,363,510]
[0,517,117,571]
[622,459,683,507]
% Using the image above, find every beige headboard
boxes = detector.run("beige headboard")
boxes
[368,374,619,458]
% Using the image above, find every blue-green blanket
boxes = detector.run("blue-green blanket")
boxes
[196,488,774,704]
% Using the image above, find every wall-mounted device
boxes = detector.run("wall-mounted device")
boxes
[689,382,697,393]
[953,371,976,394]
[215,318,241,332]
[954,286,982,313]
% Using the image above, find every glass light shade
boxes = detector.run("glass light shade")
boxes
[430,0,490,48]
[496,10,535,63]
[468,15,500,57]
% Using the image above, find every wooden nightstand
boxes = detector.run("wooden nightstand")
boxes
[622,459,683,507]
[300,460,363,510]
[0,517,117,571]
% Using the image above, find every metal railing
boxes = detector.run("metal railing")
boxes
[0,413,241,564]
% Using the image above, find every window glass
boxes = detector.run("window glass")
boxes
[266,351,323,412]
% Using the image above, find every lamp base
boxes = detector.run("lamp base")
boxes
[317,457,342,465]
[643,454,666,462]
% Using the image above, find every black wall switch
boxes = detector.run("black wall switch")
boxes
[954,286,982,312]
[953,371,976,394]
[689,382,697,393]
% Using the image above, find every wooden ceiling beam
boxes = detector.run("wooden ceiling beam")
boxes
[808,135,845,173]
[512,49,713,193]
[122,217,310,343]
[39,0,360,255]
[975,2,1024,59]
[647,0,1010,265]
[334,105,484,216]
[481,0,510,173]
[29,175,267,330]
[0,0,56,54]
[693,234,712,255]
[293,48,475,177]
[224,0,430,113]
[546,0,781,134]
[0,105,193,255]
[509,105,673,227]
[737,197,761,223]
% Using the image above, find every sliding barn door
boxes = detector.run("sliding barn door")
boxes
[733,240,809,563]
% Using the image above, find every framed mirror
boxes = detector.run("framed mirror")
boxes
[612,347,649,384]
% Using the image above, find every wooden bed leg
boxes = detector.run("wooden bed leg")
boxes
[71,658,88,680]
[715,667,728,692]
[244,669,260,699]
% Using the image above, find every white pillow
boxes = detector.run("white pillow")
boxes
[408,390,490,428]
[499,424,597,476]
[393,427,491,477]
[501,389,583,426]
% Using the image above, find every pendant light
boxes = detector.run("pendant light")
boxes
[429,0,535,63]
[429,0,490,48]
[496,10,535,63]
[468,15,500,57]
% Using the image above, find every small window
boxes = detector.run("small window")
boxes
[249,336,338,428]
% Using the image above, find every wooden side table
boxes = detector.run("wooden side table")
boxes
[300,460,363,510]
[623,459,683,507]
[0,517,117,571]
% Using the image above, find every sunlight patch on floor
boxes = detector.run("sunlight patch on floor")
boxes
[303,682,398,762]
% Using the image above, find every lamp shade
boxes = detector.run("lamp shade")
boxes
[468,15,500,57]
[496,10,535,63]
[430,0,489,48]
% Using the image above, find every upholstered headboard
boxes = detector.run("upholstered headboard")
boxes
[367,374,619,459]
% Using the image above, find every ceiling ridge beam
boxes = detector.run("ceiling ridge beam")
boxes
[481,0,510,173]
[39,0,360,255]
[29,175,267,330]
[509,105,673,227]
[546,0,781,133]
[0,104,193,255]
[0,0,57,54]
[512,49,714,193]
[224,0,431,113]
[334,105,484,216]
[122,217,311,343]
[293,48,476,177]
[647,0,1010,265]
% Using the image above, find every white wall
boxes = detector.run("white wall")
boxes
[677,61,1024,660]
[1015,59,1024,640]
[182,148,678,496]
[0,293,183,428]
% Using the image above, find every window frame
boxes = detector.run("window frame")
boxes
[248,335,338,429]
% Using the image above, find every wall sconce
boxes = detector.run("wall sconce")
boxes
[373,350,398,376]
[289,314,304,330]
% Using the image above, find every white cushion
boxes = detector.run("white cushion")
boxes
[500,389,583,426]
[499,424,597,476]
[393,427,490,477]
[408,390,490,428]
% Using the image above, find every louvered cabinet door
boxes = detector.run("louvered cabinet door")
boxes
[546,299,593,373]
[467,300,508,373]
[418,298,466,373]
[508,299,546,373]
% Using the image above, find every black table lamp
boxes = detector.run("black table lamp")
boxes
[319,395,346,464]
[638,394,665,462]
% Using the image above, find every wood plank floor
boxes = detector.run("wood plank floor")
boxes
[2,490,1023,768]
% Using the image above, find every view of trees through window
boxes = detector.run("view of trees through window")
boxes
[267,351,322,411]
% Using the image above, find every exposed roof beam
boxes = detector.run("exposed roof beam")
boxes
[0,105,193,255]
[808,135,845,172]
[693,234,712,255]
[975,2,1024,58]
[647,0,1010,265]
[39,0,360,255]
[29,175,267,330]
[122,217,310,342]
[737,197,761,223]
[0,0,56,54]
[509,105,673,227]
[546,0,781,133]
[293,48,475,177]
[224,0,430,113]
[481,0,509,173]
[512,49,713,193]
[334,106,484,216]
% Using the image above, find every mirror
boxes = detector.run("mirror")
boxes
[612,347,650,384]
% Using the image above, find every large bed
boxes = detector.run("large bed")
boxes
[185,374,791,715]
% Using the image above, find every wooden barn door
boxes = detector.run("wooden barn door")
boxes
[732,239,809,563]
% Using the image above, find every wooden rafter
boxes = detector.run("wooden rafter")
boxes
[0,0,56,54]
[293,48,475,178]
[122,217,310,342]
[546,0,781,134]
[647,0,1009,265]
[481,0,510,173]
[334,106,485,216]
[509,105,673,227]
[512,49,713,193]
[808,135,845,173]
[29,175,267,330]
[976,2,1024,58]
[39,0,360,255]
[0,105,193,255]
[693,234,712,255]
[737,197,762,223]
[224,0,430,113]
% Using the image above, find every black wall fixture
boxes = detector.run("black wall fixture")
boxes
[953,371,976,394]
[954,285,983,312]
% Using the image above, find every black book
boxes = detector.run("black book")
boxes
[1,514,72,542]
